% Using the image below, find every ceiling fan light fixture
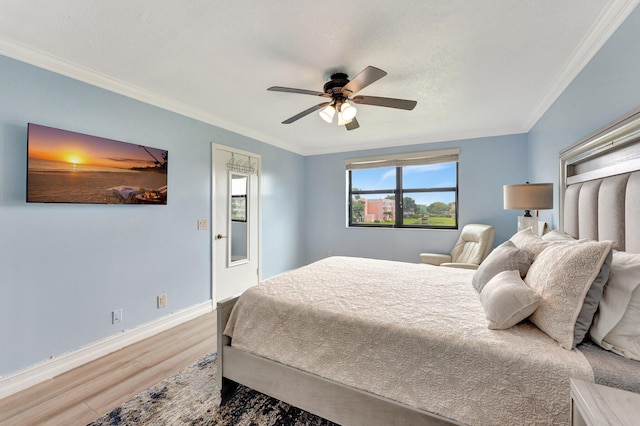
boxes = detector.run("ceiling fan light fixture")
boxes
[319,104,335,123]
[340,102,357,121]
[337,115,353,126]
[268,66,416,131]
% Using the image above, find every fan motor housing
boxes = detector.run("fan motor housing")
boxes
[323,73,350,96]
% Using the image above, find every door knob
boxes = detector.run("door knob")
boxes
[216,234,227,240]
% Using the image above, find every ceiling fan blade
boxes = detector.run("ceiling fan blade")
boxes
[282,102,331,124]
[351,95,417,110]
[341,66,387,96]
[268,86,330,97]
[345,117,360,131]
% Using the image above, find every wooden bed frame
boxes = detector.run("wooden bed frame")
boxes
[217,106,640,426]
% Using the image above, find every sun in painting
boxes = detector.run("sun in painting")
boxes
[67,154,83,170]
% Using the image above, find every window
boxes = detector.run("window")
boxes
[347,149,459,229]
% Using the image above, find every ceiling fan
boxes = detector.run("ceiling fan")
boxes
[267,66,417,131]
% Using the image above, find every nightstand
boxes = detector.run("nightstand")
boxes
[570,378,640,425]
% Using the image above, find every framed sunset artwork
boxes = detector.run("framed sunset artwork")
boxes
[27,123,168,204]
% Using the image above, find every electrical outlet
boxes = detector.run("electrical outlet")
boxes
[112,309,123,324]
[157,294,167,308]
[197,219,208,230]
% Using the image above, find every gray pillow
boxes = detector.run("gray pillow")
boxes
[510,227,556,258]
[573,247,612,346]
[472,240,535,293]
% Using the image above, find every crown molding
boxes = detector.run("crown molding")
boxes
[1,0,637,158]
[299,126,527,156]
[0,36,305,156]
[523,0,640,131]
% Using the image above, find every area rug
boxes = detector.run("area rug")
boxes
[88,353,338,426]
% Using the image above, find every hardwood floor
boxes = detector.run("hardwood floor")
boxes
[0,310,216,426]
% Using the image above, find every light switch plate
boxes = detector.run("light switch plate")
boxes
[197,219,208,230]
[112,309,122,324]
[157,294,167,308]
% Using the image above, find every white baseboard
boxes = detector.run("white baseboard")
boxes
[0,300,214,399]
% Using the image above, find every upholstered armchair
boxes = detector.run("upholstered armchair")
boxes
[420,224,495,269]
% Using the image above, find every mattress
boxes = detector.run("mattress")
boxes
[225,256,608,425]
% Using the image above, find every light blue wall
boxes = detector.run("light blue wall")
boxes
[0,55,305,376]
[529,6,640,227]
[304,134,529,264]
[5,3,639,379]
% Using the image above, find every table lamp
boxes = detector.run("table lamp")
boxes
[503,182,553,233]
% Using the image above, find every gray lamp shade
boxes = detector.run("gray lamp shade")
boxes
[503,183,553,210]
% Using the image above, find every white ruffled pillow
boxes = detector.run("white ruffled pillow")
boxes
[603,287,640,360]
[590,251,640,360]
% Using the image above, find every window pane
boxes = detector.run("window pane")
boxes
[351,193,395,225]
[351,167,396,191]
[402,162,456,190]
[402,192,456,227]
[348,157,458,229]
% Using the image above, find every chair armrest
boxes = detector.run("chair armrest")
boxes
[440,263,480,270]
[419,253,452,265]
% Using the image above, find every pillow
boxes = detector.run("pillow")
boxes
[573,248,612,346]
[600,284,640,360]
[471,240,534,293]
[519,228,612,346]
[590,251,640,350]
[541,230,588,243]
[524,240,613,350]
[479,270,541,330]
[510,227,557,258]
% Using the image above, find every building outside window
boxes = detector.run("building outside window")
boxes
[346,149,459,229]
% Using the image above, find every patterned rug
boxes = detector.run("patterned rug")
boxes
[88,353,338,426]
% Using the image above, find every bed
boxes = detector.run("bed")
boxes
[217,107,640,425]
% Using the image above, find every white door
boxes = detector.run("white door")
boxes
[212,145,260,301]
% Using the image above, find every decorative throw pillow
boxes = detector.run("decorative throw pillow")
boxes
[519,228,612,346]
[480,270,541,330]
[510,227,557,258]
[524,240,614,350]
[472,240,534,293]
[590,251,640,353]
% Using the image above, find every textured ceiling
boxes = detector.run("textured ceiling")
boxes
[0,0,637,155]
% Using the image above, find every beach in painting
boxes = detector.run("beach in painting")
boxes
[28,170,167,204]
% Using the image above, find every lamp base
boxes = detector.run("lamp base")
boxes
[517,216,538,235]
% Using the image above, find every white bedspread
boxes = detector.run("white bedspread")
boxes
[224,256,594,425]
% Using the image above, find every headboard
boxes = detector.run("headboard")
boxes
[560,107,640,253]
